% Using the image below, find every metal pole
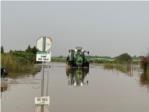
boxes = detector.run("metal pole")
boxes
[46,63,50,95]
[41,36,46,112]
[41,62,45,96]
[43,36,46,52]
[41,61,44,112]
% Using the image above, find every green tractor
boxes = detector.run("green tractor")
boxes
[66,47,89,68]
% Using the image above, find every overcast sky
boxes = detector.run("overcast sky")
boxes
[1,1,149,56]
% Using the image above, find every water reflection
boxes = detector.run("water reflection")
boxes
[140,70,149,88]
[66,67,89,87]
[1,78,8,92]
[103,63,133,76]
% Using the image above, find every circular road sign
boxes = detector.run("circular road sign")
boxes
[36,36,52,51]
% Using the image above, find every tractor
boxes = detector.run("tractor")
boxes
[66,47,89,68]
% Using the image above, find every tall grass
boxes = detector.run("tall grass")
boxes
[1,53,40,74]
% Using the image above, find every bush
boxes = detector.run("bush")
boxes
[115,53,132,64]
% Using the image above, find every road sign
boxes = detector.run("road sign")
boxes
[36,51,51,62]
[45,37,52,51]
[36,37,43,51]
[35,96,50,105]
[36,36,52,51]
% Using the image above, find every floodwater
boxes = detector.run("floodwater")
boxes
[1,63,149,112]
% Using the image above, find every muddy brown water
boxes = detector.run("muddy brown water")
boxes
[1,63,149,112]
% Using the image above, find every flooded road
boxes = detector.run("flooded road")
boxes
[1,63,149,112]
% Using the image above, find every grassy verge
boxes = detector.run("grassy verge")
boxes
[1,53,41,77]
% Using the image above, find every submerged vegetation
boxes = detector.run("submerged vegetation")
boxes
[140,55,149,73]
[140,54,149,87]
[102,53,138,75]
[140,72,149,87]
[103,63,133,75]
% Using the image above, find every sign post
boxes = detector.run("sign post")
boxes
[35,36,52,112]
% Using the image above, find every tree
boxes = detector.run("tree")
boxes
[1,46,4,53]
[115,53,132,63]
[26,45,32,52]
[31,46,38,54]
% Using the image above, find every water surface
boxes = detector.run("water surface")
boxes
[1,63,149,112]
